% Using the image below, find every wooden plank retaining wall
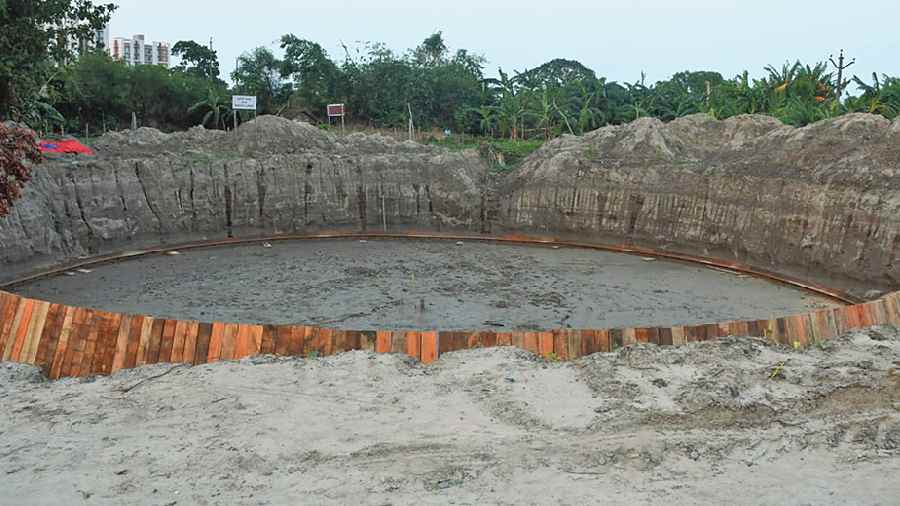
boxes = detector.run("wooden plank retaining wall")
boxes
[1,289,898,380]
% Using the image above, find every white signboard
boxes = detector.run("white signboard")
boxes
[232,95,257,111]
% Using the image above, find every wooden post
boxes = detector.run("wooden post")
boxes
[381,185,387,232]
[407,103,415,142]
[131,112,137,131]
[233,110,237,133]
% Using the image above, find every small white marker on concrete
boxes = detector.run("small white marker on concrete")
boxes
[262,242,272,248]
[552,246,561,250]
[642,257,656,262]
[64,271,76,276]
[359,240,368,244]
[456,241,464,246]
[76,268,92,273]
[164,250,181,256]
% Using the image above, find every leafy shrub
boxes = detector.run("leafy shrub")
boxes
[0,123,40,216]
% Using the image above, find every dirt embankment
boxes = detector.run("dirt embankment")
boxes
[1,330,898,505]
[3,113,900,295]
[501,113,900,292]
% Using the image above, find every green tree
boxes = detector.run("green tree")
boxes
[412,32,448,66]
[280,34,342,119]
[172,40,221,81]
[232,47,289,115]
[0,0,116,120]
[56,51,129,131]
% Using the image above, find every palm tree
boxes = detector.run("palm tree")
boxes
[188,88,230,130]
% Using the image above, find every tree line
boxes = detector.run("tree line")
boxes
[2,2,899,139]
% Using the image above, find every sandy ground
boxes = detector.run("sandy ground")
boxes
[1,329,898,505]
[12,239,836,330]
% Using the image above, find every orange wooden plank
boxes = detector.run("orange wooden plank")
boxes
[496,332,512,347]
[158,320,178,363]
[420,331,438,364]
[657,328,673,346]
[34,304,65,375]
[111,315,133,373]
[272,325,290,355]
[342,331,361,352]
[567,329,583,358]
[390,331,407,354]
[0,293,21,358]
[48,306,75,380]
[194,322,213,365]
[331,330,347,354]
[0,293,13,350]
[182,321,200,364]
[481,331,497,349]
[97,312,122,375]
[622,328,637,347]
[21,300,51,365]
[135,317,155,365]
[552,331,568,360]
[405,331,421,360]
[359,331,376,352]
[538,332,553,358]
[78,310,103,376]
[7,298,35,362]
[296,326,311,356]
[145,318,166,364]
[207,322,225,362]
[523,332,538,355]
[234,324,253,359]
[509,331,525,352]
[249,325,263,356]
[260,325,277,355]
[320,327,334,356]
[772,318,787,346]
[170,320,190,363]
[221,323,240,360]
[59,308,84,378]
[123,315,144,370]
[376,331,392,353]
[67,309,93,377]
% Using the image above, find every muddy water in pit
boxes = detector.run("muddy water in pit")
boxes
[12,239,840,330]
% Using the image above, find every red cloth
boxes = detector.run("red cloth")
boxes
[39,139,95,156]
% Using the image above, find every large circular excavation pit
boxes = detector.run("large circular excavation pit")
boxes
[12,239,840,330]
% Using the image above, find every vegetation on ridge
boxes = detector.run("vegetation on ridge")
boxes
[2,1,899,140]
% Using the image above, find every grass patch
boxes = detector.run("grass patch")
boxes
[428,136,544,171]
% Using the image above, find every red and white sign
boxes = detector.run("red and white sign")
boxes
[327,103,345,117]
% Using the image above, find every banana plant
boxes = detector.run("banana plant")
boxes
[188,88,231,130]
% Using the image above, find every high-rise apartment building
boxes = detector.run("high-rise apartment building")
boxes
[69,24,111,58]
[110,34,170,67]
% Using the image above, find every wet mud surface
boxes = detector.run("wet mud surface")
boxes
[13,239,837,329]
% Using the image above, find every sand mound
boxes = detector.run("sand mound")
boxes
[234,115,337,154]
[1,331,897,504]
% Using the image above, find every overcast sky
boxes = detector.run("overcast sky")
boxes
[109,0,898,89]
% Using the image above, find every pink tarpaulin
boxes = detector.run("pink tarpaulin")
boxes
[39,139,95,156]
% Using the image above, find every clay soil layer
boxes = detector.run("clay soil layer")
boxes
[11,239,838,330]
